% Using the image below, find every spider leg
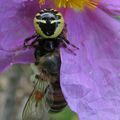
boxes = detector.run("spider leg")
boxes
[24,33,37,42]
[63,38,79,50]
[60,24,79,49]
[24,33,39,47]
[24,38,39,48]
[62,41,76,56]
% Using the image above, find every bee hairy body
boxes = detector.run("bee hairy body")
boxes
[34,44,67,112]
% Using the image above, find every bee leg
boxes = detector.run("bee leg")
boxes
[30,64,40,85]
[30,74,40,85]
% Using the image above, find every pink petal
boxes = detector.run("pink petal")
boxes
[0,0,54,71]
[12,49,35,64]
[0,0,40,71]
[99,0,120,16]
[0,0,39,50]
[60,8,120,120]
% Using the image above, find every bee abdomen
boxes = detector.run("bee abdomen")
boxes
[47,81,67,113]
[49,90,67,112]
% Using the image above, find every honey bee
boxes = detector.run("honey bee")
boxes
[22,9,78,120]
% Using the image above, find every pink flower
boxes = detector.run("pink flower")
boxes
[1,0,120,120]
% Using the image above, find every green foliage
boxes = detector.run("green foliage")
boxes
[49,106,78,120]
[116,16,120,20]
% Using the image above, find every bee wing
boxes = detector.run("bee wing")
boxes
[22,79,53,120]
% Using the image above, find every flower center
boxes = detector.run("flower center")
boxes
[39,0,100,10]
[39,0,45,4]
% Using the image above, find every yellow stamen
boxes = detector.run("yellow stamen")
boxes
[39,0,45,5]
[39,0,100,10]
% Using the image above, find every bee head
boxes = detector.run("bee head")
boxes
[34,9,64,39]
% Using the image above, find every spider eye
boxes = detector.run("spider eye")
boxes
[36,13,41,20]
[51,17,55,20]
[36,15,41,19]
[42,17,47,20]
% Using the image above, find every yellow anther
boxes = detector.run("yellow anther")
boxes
[53,0,100,10]
[39,0,100,11]
[39,0,45,5]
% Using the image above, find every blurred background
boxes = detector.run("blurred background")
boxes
[0,64,78,120]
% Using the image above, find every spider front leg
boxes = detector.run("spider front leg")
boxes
[63,38,79,50]
[24,33,42,48]
[58,31,79,55]
[24,39,39,48]
[60,24,79,50]
[62,40,77,56]
[24,33,38,46]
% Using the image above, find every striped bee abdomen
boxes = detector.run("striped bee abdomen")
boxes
[35,49,67,113]
[47,80,67,113]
